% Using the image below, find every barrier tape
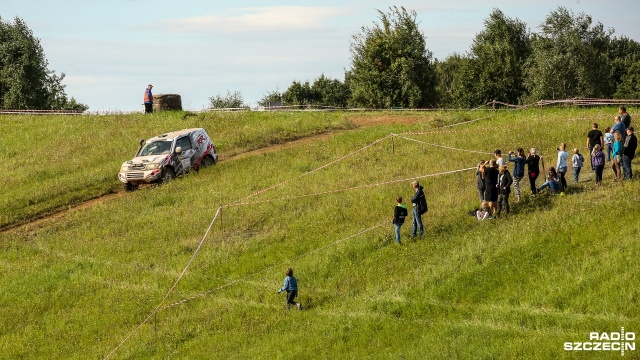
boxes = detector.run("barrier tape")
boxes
[104,206,222,360]
[392,134,493,155]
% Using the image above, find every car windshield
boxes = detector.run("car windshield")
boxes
[139,140,172,156]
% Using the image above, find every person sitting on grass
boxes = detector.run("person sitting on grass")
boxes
[277,268,302,310]
[537,167,561,194]
[476,200,491,221]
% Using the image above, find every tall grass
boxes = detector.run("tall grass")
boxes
[0,108,638,359]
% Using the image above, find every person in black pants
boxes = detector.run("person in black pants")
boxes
[526,148,544,195]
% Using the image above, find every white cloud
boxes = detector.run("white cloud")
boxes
[157,6,351,33]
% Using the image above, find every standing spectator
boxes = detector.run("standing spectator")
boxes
[622,127,637,180]
[392,196,408,244]
[619,106,631,129]
[591,145,605,186]
[494,149,506,167]
[497,165,513,217]
[612,115,626,140]
[556,143,568,192]
[586,123,603,168]
[410,181,428,238]
[526,148,544,195]
[475,160,486,202]
[612,131,623,181]
[482,160,499,216]
[144,84,154,114]
[537,167,560,194]
[604,126,614,162]
[507,148,526,202]
[571,148,585,183]
[277,268,301,310]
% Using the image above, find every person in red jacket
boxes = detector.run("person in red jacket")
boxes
[144,84,154,113]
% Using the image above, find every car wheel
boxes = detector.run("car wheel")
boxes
[202,155,215,168]
[123,183,139,192]
[159,168,175,184]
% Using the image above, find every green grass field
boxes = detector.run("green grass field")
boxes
[1,108,638,359]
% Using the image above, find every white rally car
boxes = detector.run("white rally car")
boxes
[118,128,218,191]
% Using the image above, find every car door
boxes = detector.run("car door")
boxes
[175,135,196,175]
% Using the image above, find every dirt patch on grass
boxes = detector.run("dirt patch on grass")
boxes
[349,115,429,127]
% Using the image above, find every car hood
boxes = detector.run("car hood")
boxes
[122,154,170,167]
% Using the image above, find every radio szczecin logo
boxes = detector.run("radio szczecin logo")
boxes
[564,328,635,356]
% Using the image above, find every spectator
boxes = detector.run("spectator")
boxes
[604,126,614,162]
[537,167,561,194]
[475,160,486,202]
[591,144,605,186]
[619,106,631,129]
[482,159,499,216]
[586,123,603,168]
[622,127,637,180]
[571,148,584,183]
[497,165,513,217]
[410,181,428,238]
[277,268,301,310]
[476,200,491,221]
[494,149,506,167]
[556,143,569,192]
[144,84,154,114]
[507,148,526,202]
[526,148,544,195]
[612,131,623,181]
[612,115,626,140]
[392,196,408,244]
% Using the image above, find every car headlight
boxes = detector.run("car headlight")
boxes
[146,163,160,170]
[120,165,128,172]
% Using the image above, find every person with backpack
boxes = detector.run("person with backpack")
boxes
[410,181,428,238]
[392,196,408,244]
[277,268,302,310]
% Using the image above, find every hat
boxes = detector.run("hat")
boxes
[628,127,634,132]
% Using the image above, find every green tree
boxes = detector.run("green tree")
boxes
[524,7,613,101]
[209,90,248,109]
[282,80,318,106]
[0,17,87,110]
[257,90,283,107]
[435,54,474,108]
[608,36,640,97]
[345,6,437,108]
[311,74,350,108]
[614,60,640,99]
[467,9,531,105]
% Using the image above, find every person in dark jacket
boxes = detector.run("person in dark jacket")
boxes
[277,268,301,310]
[497,165,513,217]
[144,84,154,114]
[482,160,499,216]
[622,127,637,179]
[475,160,486,201]
[392,196,408,244]
[410,181,428,238]
[526,148,544,195]
[507,148,526,202]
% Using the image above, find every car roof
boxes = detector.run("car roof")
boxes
[147,128,204,141]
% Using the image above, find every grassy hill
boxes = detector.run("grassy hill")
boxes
[0,108,638,359]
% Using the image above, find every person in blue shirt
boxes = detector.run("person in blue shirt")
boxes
[612,116,626,140]
[556,143,568,192]
[507,148,526,202]
[277,268,301,310]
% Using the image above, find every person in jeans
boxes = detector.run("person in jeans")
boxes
[507,148,526,202]
[622,127,637,180]
[497,165,513,217]
[571,148,584,183]
[556,143,568,192]
[537,167,560,193]
[277,268,301,310]
[475,160,486,202]
[392,196,408,244]
[591,144,605,186]
[410,181,427,237]
[586,123,603,169]
[603,127,614,162]
[612,131,623,181]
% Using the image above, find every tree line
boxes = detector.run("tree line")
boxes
[0,17,88,111]
[237,6,639,109]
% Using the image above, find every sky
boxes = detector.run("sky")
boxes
[3,0,640,112]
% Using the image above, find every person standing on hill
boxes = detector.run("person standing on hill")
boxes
[586,123,603,169]
[475,160,486,202]
[612,115,626,140]
[526,148,544,195]
[144,84,154,114]
[482,160,499,216]
[496,165,513,217]
[494,149,506,167]
[392,196,408,244]
[619,106,631,129]
[277,268,302,310]
[571,148,585,183]
[612,131,624,181]
[410,181,428,238]
[622,127,637,180]
[604,127,614,162]
[591,145,605,186]
[556,143,568,192]
[508,148,526,202]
